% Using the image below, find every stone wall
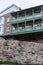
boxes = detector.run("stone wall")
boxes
[0,37,43,64]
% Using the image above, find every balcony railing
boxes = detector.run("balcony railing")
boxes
[10,25,43,35]
[10,13,42,24]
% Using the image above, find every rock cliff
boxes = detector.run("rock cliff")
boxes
[0,37,43,64]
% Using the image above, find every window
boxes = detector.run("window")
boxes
[12,26,15,30]
[26,10,32,16]
[34,19,42,27]
[34,7,41,14]
[0,17,5,24]
[18,22,25,29]
[26,21,33,27]
[12,24,17,30]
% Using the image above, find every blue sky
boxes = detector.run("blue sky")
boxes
[0,0,43,12]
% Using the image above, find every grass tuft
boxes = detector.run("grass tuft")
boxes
[0,61,43,65]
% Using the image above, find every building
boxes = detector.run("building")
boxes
[0,16,5,35]
[10,5,43,36]
[0,4,21,36]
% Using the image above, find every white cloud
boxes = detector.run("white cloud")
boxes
[0,0,13,12]
[0,0,43,12]
[13,0,43,9]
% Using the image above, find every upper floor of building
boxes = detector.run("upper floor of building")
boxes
[10,5,43,24]
[10,5,43,35]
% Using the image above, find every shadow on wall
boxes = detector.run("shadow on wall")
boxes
[2,31,43,43]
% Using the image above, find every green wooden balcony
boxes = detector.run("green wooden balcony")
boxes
[10,13,42,24]
[10,25,43,35]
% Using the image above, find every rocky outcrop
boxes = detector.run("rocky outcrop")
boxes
[0,37,43,64]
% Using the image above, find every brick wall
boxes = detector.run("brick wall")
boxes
[4,13,11,35]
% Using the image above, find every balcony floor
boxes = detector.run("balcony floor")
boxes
[10,13,42,24]
[10,25,43,35]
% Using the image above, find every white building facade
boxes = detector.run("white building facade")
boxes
[0,4,21,36]
[0,16,5,35]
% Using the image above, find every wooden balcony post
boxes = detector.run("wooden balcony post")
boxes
[25,11,26,28]
[32,9,34,16]
[41,6,42,14]
[25,11,26,16]
[17,12,19,18]
[32,9,34,27]
[17,23,19,29]
[33,19,35,27]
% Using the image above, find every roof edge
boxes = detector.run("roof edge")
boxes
[0,4,21,14]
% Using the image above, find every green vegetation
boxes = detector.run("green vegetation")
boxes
[0,61,43,65]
